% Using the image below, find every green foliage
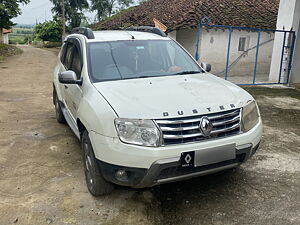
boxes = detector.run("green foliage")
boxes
[91,6,134,30]
[91,0,109,21]
[9,35,26,44]
[0,0,30,29]
[91,0,133,21]
[13,27,34,35]
[50,0,89,29]
[34,20,62,42]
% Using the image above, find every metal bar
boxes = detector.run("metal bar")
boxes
[160,125,199,132]
[211,123,240,135]
[252,31,261,84]
[207,110,240,120]
[200,23,291,33]
[286,32,297,84]
[212,115,240,126]
[195,23,201,61]
[278,32,287,84]
[225,27,233,80]
[163,133,203,139]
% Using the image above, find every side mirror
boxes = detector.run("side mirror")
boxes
[59,71,82,85]
[201,62,212,73]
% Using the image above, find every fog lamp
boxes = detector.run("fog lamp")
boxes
[115,170,128,182]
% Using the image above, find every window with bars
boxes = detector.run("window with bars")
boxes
[238,37,247,51]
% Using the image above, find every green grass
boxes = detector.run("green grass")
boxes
[8,34,33,44]
[0,43,7,49]
[243,87,300,100]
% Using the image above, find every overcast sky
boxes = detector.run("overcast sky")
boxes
[13,0,139,25]
[13,0,97,25]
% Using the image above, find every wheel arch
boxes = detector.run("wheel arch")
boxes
[77,118,87,138]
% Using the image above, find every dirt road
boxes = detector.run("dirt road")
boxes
[0,45,300,225]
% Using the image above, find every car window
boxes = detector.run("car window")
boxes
[88,40,201,82]
[64,43,74,70]
[71,45,82,79]
[60,43,67,63]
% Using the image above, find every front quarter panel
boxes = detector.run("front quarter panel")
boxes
[77,82,118,137]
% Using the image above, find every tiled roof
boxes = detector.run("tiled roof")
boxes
[92,0,280,31]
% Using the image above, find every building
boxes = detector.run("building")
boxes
[2,29,12,44]
[93,0,280,83]
[270,0,300,84]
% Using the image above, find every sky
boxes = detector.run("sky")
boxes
[13,0,97,25]
[13,0,139,25]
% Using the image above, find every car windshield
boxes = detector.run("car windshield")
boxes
[87,40,201,82]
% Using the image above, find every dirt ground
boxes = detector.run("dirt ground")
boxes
[0,45,300,225]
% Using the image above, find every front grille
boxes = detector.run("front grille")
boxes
[155,108,242,145]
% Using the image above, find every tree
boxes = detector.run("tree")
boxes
[90,0,109,21]
[91,0,133,21]
[34,20,62,42]
[0,0,30,43]
[50,0,89,30]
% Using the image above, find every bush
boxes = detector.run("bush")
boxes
[9,35,33,44]
[34,20,62,42]
[0,44,23,58]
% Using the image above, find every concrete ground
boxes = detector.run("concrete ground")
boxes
[0,46,299,225]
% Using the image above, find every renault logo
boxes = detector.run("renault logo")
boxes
[199,116,213,137]
[184,154,192,164]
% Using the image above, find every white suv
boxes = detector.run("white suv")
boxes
[53,27,263,196]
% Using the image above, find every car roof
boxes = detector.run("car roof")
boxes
[84,30,170,42]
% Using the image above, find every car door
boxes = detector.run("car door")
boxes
[63,40,83,121]
[56,42,70,103]
[58,41,74,113]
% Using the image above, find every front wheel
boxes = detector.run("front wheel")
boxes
[81,130,114,196]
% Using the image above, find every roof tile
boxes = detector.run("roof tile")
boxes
[92,0,279,31]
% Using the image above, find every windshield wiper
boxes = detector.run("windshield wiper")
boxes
[172,70,201,75]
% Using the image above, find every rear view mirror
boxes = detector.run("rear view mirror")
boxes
[59,71,82,85]
[201,62,212,73]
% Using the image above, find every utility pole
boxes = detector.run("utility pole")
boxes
[61,0,66,41]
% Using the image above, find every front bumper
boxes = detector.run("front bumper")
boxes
[90,118,263,169]
[97,142,260,188]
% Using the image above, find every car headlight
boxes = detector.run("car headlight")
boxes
[242,100,260,132]
[115,119,161,147]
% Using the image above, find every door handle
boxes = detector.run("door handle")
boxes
[64,85,68,89]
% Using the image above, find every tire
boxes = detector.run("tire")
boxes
[81,130,114,196]
[53,89,66,124]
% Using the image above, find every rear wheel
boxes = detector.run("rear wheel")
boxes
[53,89,66,124]
[81,130,114,196]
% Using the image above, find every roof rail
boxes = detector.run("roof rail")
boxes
[125,26,167,37]
[71,27,95,39]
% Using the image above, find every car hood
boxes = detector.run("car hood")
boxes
[93,74,253,119]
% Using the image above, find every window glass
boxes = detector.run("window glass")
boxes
[88,40,201,82]
[238,37,246,51]
[60,43,67,63]
[71,46,82,79]
[64,43,74,69]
